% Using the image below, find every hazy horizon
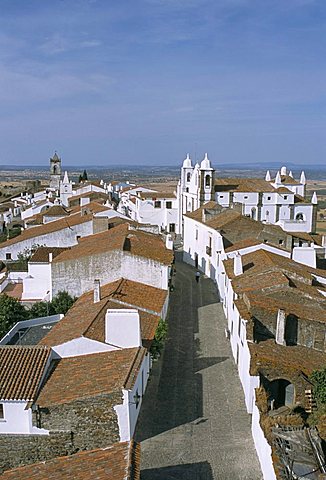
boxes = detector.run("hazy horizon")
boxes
[1,1,326,166]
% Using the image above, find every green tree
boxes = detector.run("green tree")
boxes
[150,318,168,359]
[29,301,55,319]
[82,169,88,181]
[51,291,76,315]
[311,368,326,406]
[0,294,28,338]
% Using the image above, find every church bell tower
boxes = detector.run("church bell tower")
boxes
[49,152,62,190]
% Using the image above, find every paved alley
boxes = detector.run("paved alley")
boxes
[135,254,262,480]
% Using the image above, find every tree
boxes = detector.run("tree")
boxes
[51,291,76,315]
[150,318,168,359]
[29,301,55,319]
[82,169,88,181]
[0,294,28,338]
[311,368,326,406]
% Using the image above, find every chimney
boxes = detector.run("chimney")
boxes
[265,170,271,182]
[49,252,53,263]
[280,166,287,176]
[275,309,286,345]
[105,309,141,348]
[233,252,243,276]
[93,279,101,303]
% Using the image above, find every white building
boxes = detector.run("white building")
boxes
[178,154,318,235]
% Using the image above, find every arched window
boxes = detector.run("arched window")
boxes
[295,212,305,222]
[205,175,210,187]
[53,165,58,174]
[251,208,256,220]
[265,210,270,222]
[187,172,191,182]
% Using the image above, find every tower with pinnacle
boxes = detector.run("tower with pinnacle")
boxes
[49,152,62,190]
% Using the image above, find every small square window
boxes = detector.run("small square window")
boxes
[154,201,161,208]
[166,201,172,209]
[5,253,11,260]
[279,239,284,245]
[0,404,4,420]
[267,196,271,200]
[284,195,287,200]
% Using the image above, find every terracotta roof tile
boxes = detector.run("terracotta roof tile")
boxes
[29,246,70,263]
[139,192,176,200]
[40,278,167,347]
[1,441,141,480]
[43,205,70,216]
[36,347,145,407]
[53,223,173,265]
[1,202,108,247]
[0,346,51,401]
[214,178,276,193]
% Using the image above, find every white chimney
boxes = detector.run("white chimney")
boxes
[265,170,271,182]
[280,166,287,176]
[289,170,293,178]
[233,252,243,276]
[311,191,318,205]
[94,279,101,303]
[300,171,306,185]
[276,309,286,345]
[275,171,281,185]
[105,309,141,348]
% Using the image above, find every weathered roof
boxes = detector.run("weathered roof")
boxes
[0,345,51,401]
[223,249,326,324]
[138,192,176,200]
[1,442,141,480]
[214,178,276,193]
[29,246,70,263]
[52,223,173,265]
[36,347,146,407]
[43,205,70,217]
[249,340,326,377]
[0,202,108,248]
[40,278,167,348]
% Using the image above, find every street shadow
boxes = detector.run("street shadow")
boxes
[141,461,214,480]
[135,254,228,441]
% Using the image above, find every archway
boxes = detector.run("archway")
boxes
[269,379,294,409]
[251,208,257,220]
[295,212,305,222]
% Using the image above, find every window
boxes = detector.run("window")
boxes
[166,201,172,209]
[279,239,284,245]
[187,172,191,182]
[284,195,288,200]
[267,196,271,200]
[205,175,210,187]
[169,223,175,233]
[0,404,4,420]
[5,253,11,260]
[154,201,161,208]
[195,229,198,241]
[244,195,248,199]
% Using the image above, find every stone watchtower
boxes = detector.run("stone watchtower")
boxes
[49,152,62,189]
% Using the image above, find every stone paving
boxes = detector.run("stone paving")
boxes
[135,254,263,480]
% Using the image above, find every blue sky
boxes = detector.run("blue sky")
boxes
[0,0,325,166]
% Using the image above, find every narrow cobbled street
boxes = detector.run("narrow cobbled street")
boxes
[135,254,262,480]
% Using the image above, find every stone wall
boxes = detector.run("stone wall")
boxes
[253,310,326,352]
[0,431,73,473]
[0,391,122,473]
[37,392,122,451]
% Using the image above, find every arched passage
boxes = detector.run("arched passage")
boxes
[269,379,295,409]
